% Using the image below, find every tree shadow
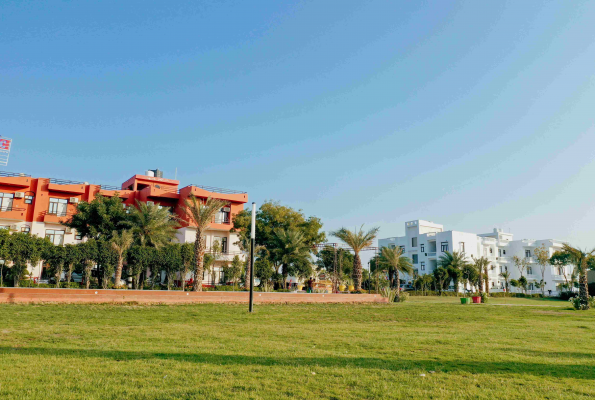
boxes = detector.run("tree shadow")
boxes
[1,346,594,379]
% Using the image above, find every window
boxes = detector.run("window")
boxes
[21,226,30,234]
[503,250,506,255]
[412,237,418,247]
[24,195,34,204]
[221,237,228,253]
[527,267,533,275]
[0,192,14,211]
[557,267,564,275]
[525,250,531,258]
[75,233,82,240]
[215,206,231,224]
[498,249,502,257]
[388,243,396,249]
[492,281,495,288]
[400,245,406,253]
[49,198,68,216]
[0,226,9,230]
[46,229,65,245]
[489,248,493,254]
[412,254,418,264]
[460,242,465,252]
[420,244,425,252]
[420,262,425,271]
[441,242,449,252]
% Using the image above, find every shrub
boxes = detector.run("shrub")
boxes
[397,292,409,302]
[481,292,488,303]
[569,296,595,310]
[589,282,595,296]
[558,292,576,301]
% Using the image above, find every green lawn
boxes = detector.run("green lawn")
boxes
[1,297,594,399]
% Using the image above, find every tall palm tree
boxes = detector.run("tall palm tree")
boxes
[378,246,413,300]
[471,256,490,296]
[438,251,470,296]
[273,228,311,288]
[561,244,595,310]
[183,195,227,291]
[111,229,134,286]
[129,200,178,248]
[332,225,379,291]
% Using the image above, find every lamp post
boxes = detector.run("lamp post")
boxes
[249,202,256,313]
[0,259,4,287]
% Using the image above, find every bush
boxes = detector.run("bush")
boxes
[481,292,488,303]
[558,291,576,301]
[397,292,409,303]
[589,283,595,296]
[569,296,595,310]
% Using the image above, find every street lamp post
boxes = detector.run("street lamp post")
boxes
[249,202,256,313]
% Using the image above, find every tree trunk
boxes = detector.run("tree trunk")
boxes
[484,266,490,296]
[453,278,459,296]
[395,269,400,301]
[114,255,124,288]
[67,266,72,285]
[353,252,363,291]
[192,229,205,292]
[579,270,590,310]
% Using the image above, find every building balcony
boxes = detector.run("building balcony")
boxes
[0,172,32,188]
[43,210,76,224]
[0,206,27,221]
[551,274,566,281]
[47,179,87,195]
[427,252,437,258]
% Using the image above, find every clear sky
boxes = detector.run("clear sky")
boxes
[2,1,595,254]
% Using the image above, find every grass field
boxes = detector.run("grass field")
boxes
[1,297,594,399]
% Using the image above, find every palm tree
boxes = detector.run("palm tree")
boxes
[378,247,413,300]
[433,266,449,295]
[129,200,178,248]
[111,229,134,287]
[378,246,412,300]
[183,195,227,291]
[499,271,510,293]
[471,256,490,296]
[331,225,379,291]
[438,251,470,296]
[273,228,311,288]
[561,244,595,310]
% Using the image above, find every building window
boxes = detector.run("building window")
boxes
[498,249,502,257]
[420,262,425,271]
[557,267,564,275]
[46,229,65,245]
[412,254,418,264]
[221,237,228,253]
[389,243,396,249]
[441,242,449,252]
[489,248,493,254]
[0,226,10,230]
[499,266,503,273]
[0,192,14,211]
[420,244,425,252]
[503,250,506,255]
[460,242,465,252]
[75,233,82,240]
[492,282,495,288]
[24,195,34,204]
[525,250,531,258]
[49,198,68,216]
[21,226,31,234]
[214,207,230,224]
[527,267,533,275]
[412,237,418,247]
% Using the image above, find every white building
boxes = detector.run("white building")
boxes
[378,220,573,295]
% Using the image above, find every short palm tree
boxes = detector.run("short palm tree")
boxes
[332,225,379,291]
[561,244,595,310]
[273,228,311,288]
[111,229,134,286]
[183,195,227,291]
[129,200,178,248]
[471,256,490,296]
[438,251,470,295]
[378,246,413,300]
[499,271,510,292]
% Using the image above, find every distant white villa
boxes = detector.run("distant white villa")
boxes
[378,220,574,295]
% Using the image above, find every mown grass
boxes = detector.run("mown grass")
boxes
[1,297,594,399]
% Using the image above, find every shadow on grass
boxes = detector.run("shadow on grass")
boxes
[1,346,594,379]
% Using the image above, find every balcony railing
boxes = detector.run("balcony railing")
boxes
[47,210,76,217]
[185,184,246,195]
[212,216,231,224]
[0,171,31,178]
[100,184,122,191]
[0,206,25,212]
[49,178,86,185]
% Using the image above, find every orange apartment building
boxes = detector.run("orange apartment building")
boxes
[0,169,248,283]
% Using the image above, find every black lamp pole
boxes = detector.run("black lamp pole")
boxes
[249,202,256,313]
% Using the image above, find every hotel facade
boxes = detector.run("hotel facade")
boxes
[378,220,574,295]
[0,170,248,283]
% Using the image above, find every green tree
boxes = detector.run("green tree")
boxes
[550,251,572,293]
[0,229,10,287]
[378,246,413,300]
[183,195,227,291]
[433,266,449,295]
[64,194,130,240]
[461,264,479,294]
[499,271,510,293]
[438,251,469,296]
[512,255,529,278]
[222,255,244,289]
[273,227,312,288]
[254,256,275,292]
[129,200,178,248]
[471,256,490,297]
[180,242,195,291]
[96,240,118,289]
[561,244,595,310]
[331,225,379,291]
[111,230,134,287]
[533,245,550,296]
[43,245,66,288]
[6,232,48,287]
[127,245,155,289]
[76,239,98,289]
[63,244,80,286]
[155,243,183,290]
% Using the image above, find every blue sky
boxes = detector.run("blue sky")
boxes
[2,0,595,251]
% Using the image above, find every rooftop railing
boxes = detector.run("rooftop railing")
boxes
[184,184,246,195]
[49,178,86,185]
[0,171,31,178]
